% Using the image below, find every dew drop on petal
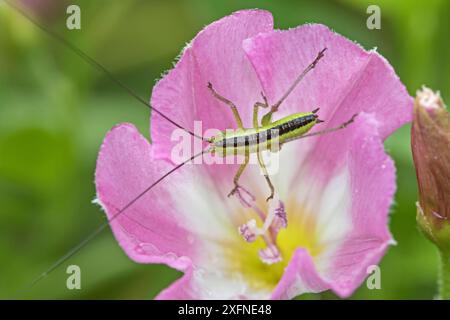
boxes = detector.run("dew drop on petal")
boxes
[134,244,146,255]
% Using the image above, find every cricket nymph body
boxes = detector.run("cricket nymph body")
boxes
[210,111,320,157]
[204,48,356,201]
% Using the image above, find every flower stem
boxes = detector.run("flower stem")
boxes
[438,250,450,300]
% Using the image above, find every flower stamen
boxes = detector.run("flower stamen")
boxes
[235,191,288,265]
[258,243,282,264]
[238,219,259,243]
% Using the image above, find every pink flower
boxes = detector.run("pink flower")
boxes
[95,10,412,299]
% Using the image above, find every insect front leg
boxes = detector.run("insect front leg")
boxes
[257,152,275,202]
[208,82,244,129]
[228,151,250,197]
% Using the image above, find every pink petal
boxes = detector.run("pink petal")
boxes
[243,24,413,183]
[150,9,273,161]
[271,249,329,300]
[243,24,411,137]
[270,113,396,299]
[327,113,395,297]
[156,266,271,300]
[156,266,197,300]
[95,124,266,299]
[95,123,197,271]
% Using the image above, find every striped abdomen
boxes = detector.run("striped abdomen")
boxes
[212,112,318,156]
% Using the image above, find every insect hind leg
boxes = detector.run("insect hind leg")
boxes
[262,48,327,125]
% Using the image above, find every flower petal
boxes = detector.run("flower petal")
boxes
[268,113,396,298]
[326,113,396,297]
[243,24,412,137]
[156,266,197,300]
[243,24,412,183]
[150,9,274,160]
[95,123,198,270]
[95,123,271,299]
[271,248,329,300]
[156,266,271,300]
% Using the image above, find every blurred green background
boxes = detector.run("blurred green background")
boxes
[0,0,448,299]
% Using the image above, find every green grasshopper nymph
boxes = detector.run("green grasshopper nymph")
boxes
[204,48,357,201]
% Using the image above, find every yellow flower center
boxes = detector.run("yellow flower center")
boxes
[224,199,324,292]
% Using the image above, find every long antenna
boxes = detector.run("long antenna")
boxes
[3,0,207,141]
[16,149,207,295]
[3,0,211,296]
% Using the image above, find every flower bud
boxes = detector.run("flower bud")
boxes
[411,87,450,251]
